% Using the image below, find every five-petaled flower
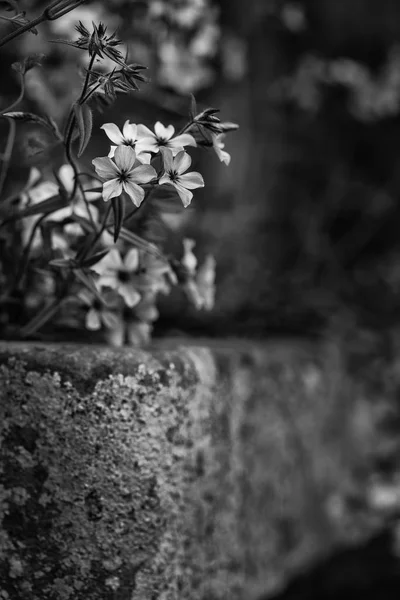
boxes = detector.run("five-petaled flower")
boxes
[101,120,151,163]
[159,148,204,207]
[137,122,196,155]
[92,248,142,308]
[78,288,121,331]
[92,146,156,206]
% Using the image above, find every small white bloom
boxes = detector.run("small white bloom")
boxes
[137,121,196,156]
[92,146,157,207]
[101,120,151,163]
[159,148,204,207]
[91,247,142,308]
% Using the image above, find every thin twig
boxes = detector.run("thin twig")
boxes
[0,117,16,198]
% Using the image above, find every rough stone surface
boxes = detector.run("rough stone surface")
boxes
[0,340,395,599]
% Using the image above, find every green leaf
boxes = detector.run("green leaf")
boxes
[48,258,76,269]
[79,248,110,269]
[73,102,93,157]
[111,196,125,243]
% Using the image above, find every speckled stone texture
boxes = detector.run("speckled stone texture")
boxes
[0,340,392,600]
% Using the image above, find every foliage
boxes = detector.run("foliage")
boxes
[0,0,238,346]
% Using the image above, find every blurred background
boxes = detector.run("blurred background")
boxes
[2,0,400,340]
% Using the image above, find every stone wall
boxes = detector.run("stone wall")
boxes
[0,340,396,599]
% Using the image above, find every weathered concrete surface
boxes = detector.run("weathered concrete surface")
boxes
[0,340,396,599]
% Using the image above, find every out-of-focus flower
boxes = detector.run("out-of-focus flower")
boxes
[195,254,216,310]
[137,122,196,155]
[92,146,156,206]
[181,238,197,275]
[19,164,100,248]
[101,120,151,162]
[212,133,231,165]
[78,288,121,330]
[137,252,177,294]
[126,320,152,347]
[159,148,204,207]
[91,247,141,307]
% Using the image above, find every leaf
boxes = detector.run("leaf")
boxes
[74,269,106,306]
[73,102,93,157]
[111,196,125,243]
[2,194,65,224]
[12,54,44,75]
[48,258,76,269]
[20,299,64,337]
[79,248,110,269]
[118,227,165,259]
[189,93,197,120]
[2,111,62,138]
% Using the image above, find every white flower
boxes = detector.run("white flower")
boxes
[20,164,100,248]
[136,121,196,156]
[100,120,151,163]
[212,133,231,165]
[159,148,204,207]
[92,146,157,207]
[91,247,141,308]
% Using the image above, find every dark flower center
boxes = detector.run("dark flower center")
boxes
[118,169,130,183]
[118,270,130,283]
[169,170,179,182]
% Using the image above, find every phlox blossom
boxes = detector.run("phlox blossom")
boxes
[159,148,204,207]
[92,146,156,206]
[101,120,151,163]
[91,247,141,308]
[137,121,196,155]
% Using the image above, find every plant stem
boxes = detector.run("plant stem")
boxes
[0,72,25,116]
[0,117,16,199]
[0,0,88,48]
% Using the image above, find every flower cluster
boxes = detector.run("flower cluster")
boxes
[0,6,238,346]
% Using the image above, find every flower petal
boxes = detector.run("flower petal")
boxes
[101,123,124,145]
[102,179,123,202]
[122,120,137,141]
[178,171,204,189]
[136,124,154,138]
[118,283,141,307]
[135,137,159,154]
[130,164,157,184]
[92,157,119,180]
[108,145,117,158]
[173,182,193,208]
[58,164,75,193]
[169,133,196,149]
[114,145,136,172]
[124,248,139,271]
[136,151,152,164]
[92,248,123,275]
[174,150,192,174]
[86,308,101,330]
[159,174,172,186]
[101,310,120,329]
[154,121,174,140]
[122,180,145,207]
[160,147,174,172]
